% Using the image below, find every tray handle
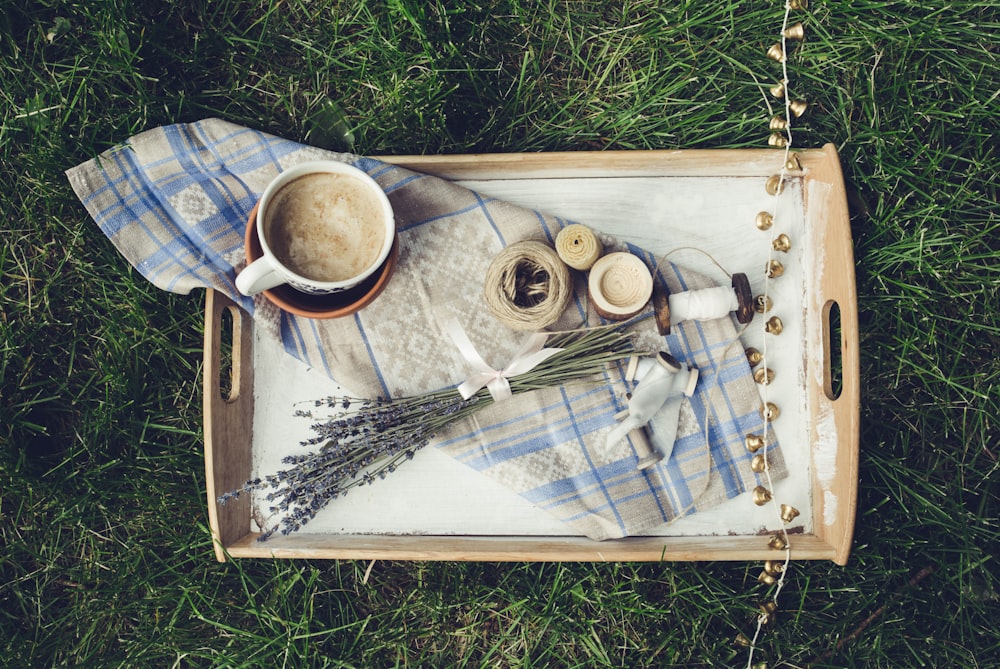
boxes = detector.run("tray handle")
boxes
[203,289,255,562]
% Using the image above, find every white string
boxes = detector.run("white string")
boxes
[746,3,796,667]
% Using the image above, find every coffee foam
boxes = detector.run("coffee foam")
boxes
[265,172,386,283]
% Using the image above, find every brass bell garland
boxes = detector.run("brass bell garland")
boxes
[780,504,801,523]
[742,8,808,664]
[772,233,791,252]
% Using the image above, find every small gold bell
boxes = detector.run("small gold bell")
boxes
[765,174,785,195]
[754,366,775,385]
[789,99,809,118]
[765,259,785,278]
[758,570,777,586]
[789,0,808,9]
[767,132,788,148]
[769,115,788,131]
[764,559,784,575]
[734,632,752,648]
[755,294,772,313]
[769,82,785,98]
[772,233,791,253]
[761,402,780,421]
[766,43,785,63]
[752,662,769,669]
[768,534,788,551]
[765,316,784,335]
[745,433,766,453]
[751,453,767,473]
[745,347,763,367]
[785,152,803,171]
[784,22,806,41]
[755,211,774,231]
[757,602,778,625]
[780,504,801,523]
[752,486,773,506]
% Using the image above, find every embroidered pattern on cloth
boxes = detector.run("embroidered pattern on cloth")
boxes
[66,118,787,540]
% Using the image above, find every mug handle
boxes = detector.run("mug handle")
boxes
[235,257,285,295]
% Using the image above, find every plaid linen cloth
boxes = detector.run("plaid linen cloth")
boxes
[66,118,786,540]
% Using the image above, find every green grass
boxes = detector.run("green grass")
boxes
[2,0,997,666]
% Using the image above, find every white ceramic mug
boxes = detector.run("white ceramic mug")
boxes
[236,161,395,296]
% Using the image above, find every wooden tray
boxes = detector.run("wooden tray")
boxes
[204,145,859,564]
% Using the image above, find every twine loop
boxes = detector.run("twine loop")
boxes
[483,240,573,331]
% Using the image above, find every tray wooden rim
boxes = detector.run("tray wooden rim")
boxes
[203,145,859,564]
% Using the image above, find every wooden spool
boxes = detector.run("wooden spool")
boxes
[653,272,755,335]
[588,252,654,321]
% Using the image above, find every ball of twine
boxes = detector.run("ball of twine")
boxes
[555,223,603,270]
[483,240,573,331]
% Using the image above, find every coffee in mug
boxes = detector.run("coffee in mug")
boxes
[236,161,395,296]
[266,172,386,283]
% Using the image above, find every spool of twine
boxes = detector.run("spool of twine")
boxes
[587,252,654,321]
[555,224,604,270]
[483,240,573,331]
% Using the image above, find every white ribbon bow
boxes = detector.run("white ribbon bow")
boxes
[445,318,564,402]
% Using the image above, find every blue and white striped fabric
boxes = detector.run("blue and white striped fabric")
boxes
[67,118,786,540]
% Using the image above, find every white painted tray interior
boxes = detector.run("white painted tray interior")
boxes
[249,172,815,539]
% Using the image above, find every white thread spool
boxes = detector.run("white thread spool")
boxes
[668,286,739,325]
[653,273,755,335]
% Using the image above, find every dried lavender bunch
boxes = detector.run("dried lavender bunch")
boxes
[219,324,638,540]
